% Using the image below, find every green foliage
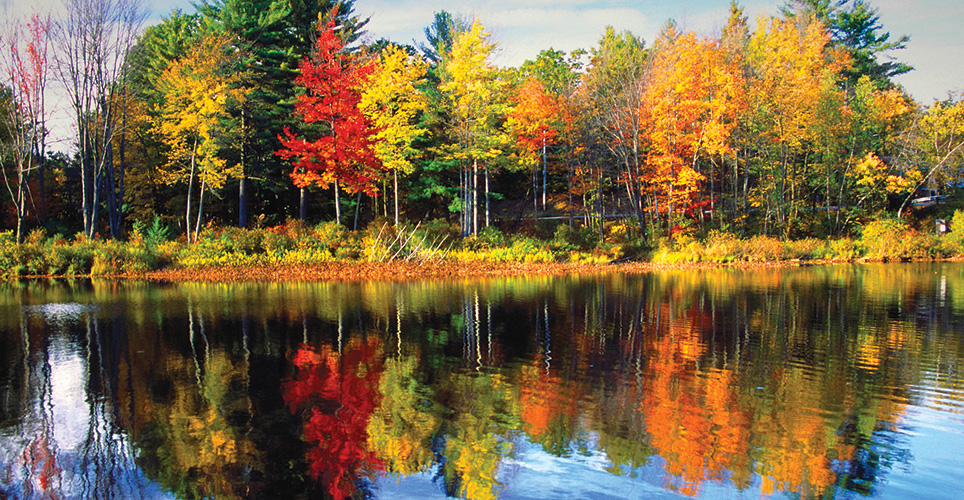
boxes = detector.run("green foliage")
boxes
[551,224,599,253]
[941,210,964,256]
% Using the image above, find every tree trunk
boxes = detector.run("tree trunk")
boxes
[15,172,25,243]
[472,158,478,236]
[334,180,341,225]
[194,177,206,243]
[541,138,547,211]
[300,187,307,221]
[354,191,362,230]
[485,164,490,228]
[393,169,399,225]
[239,175,248,228]
[532,167,538,217]
[185,140,197,242]
[239,111,248,228]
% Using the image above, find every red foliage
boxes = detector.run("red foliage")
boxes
[276,16,385,195]
[283,338,384,498]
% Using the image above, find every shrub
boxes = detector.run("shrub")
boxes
[828,238,859,260]
[746,235,786,261]
[551,224,599,253]
[702,231,742,262]
[861,219,908,260]
[940,210,964,257]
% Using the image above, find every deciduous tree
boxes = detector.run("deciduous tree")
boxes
[359,45,429,225]
[438,19,505,236]
[506,78,562,213]
[643,27,745,230]
[154,32,245,242]
[0,13,51,242]
[277,14,384,225]
[56,0,147,239]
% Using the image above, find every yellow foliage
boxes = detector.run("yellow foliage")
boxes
[359,46,429,176]
[153,32,245,190]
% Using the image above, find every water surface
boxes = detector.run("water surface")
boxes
[1,263,963,499]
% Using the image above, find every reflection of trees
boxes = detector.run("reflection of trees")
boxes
[283,338,384,499]
[367,355,440,476]
[131,302,261,499]
[642,322,753,495]
[3,265,964,499]
[436,371,518,500]
[0,299,168,499]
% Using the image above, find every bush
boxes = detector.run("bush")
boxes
[861,219,908,260]
[551,224,599,253]
[702,231,742,262]
[452,235,554,263]
[828,238,859,260]
[940,210,964,257]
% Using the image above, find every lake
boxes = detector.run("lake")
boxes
[1,263,963,499]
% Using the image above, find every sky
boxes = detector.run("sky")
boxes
[3,0,963,149]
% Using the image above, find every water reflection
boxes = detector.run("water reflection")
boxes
[0,264,962,499]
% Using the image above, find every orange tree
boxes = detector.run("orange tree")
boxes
[506,78,563,213]
[642,26,746,231]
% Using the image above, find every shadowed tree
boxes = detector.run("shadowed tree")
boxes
[56,0,148,239]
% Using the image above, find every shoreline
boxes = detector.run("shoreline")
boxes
[14,258,865,283]
[8,257,959,283]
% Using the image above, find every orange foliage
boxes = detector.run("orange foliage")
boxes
[518,358,577,439]
[642,28,746,216]
[508,78,564,166]
[642,321,750,496]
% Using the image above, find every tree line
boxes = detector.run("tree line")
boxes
[2,0,962,245]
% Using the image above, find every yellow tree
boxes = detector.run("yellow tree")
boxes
[745,14,847,235]
[359,45,429,225]
[643,27,746,230]
[154,32,244,242]
[897,97,964,217]
[439,19,505,237]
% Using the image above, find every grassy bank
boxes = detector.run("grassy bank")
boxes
[2,214,963,281]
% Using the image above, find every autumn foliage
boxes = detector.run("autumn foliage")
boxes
[277,16,385,196]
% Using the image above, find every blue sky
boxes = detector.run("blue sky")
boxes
[6,0,963,105]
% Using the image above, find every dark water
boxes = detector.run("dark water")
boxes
[1,263,963,500]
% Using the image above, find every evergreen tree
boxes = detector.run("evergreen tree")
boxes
[784,0,911,87]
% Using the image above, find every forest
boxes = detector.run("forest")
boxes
[2,0,964,275]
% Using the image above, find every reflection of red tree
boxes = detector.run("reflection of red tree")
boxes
[283,338,384,499]
[22,433,62,498]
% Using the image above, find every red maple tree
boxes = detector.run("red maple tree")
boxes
[277,15,385,198]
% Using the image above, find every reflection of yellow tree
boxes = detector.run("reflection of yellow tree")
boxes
[367,355,440,476]
[752,367,853,497]
[150,350,259,499]
[441,372,519,500]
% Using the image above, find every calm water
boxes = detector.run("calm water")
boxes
[1,263,963,500]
